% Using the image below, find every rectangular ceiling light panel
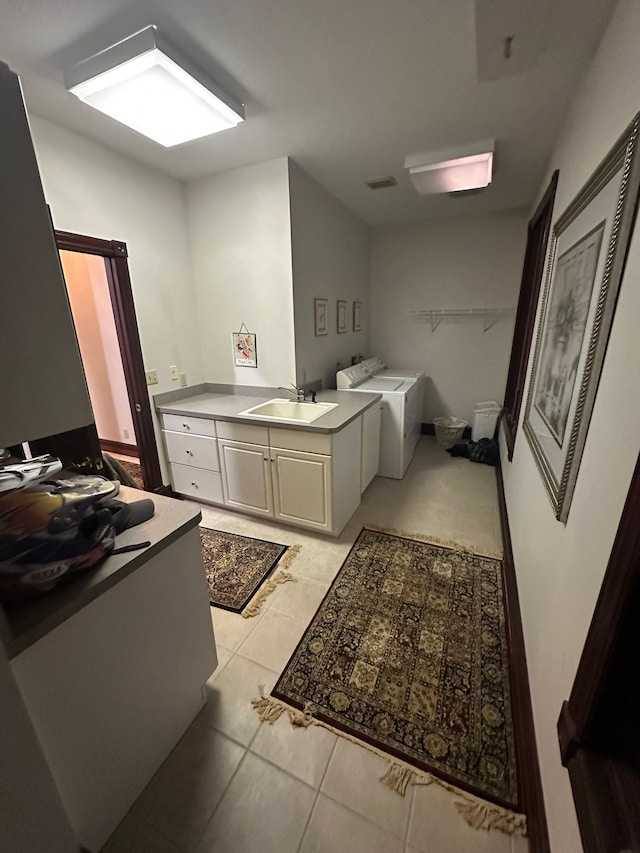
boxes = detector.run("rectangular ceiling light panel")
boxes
[405,140,495,195]
[65,26,244,147]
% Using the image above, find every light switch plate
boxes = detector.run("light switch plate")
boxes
[145,370,158,386]
[169,365,179,381]
[179,372,188,387]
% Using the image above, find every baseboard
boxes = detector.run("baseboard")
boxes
[421,422,472,440]
[100,438,139,457]
[154,484,176,498]
[495,460,551,852]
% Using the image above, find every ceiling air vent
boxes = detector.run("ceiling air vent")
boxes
[366,176,397,190]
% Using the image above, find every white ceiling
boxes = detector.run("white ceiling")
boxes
[0,0,616,225]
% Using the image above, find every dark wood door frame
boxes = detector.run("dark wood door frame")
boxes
[56,229,165,493]
[495,463,551,852]
[503,171,559,460]
[557,450,640,852]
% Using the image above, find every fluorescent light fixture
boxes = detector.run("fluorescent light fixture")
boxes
[404,139,495,195]
[64,26,244,147]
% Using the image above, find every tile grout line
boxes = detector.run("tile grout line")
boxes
[188,745,251,853]
[295,736,340,853]
[403,784,417,853]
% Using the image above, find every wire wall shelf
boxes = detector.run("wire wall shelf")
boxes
[407,307,515,332]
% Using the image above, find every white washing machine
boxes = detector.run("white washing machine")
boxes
[360,356,425,382]
[336,361,424,479]
[358,357,425,472]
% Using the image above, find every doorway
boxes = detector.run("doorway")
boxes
[55,230,164,493]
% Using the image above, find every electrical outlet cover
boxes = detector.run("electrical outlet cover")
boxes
[169,365,179,380]
[145,370,158,386]
[179,372,188,387]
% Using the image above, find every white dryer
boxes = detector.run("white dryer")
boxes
[336,362,423,479]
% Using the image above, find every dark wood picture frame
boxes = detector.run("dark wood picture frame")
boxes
[503,171,559,460]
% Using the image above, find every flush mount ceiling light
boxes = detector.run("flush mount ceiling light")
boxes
[404,139,495,195]
[64,26,244,147]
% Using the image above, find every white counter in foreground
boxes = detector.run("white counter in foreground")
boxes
[8,491,217,852]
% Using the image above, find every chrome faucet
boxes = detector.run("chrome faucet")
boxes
[278,384,305,402]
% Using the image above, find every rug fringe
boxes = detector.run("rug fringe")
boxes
[363,524,503,560]
[454,798,527,835]
[242,544,302,618]
[379,762,421,795]
[287,702,316,728]
[250,685,526,838]
[251,685,286,723]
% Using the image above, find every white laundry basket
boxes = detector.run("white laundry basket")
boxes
[472,401,502,442]
[433,416,468,449]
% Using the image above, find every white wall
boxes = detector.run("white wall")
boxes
[186,157,296,388]
[288,160,371,389]
[501,1,640,849]
[369,211,527,423]
[30,115,204,479]
[61,251,137,446]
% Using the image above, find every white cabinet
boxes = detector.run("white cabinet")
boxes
[361,403,382,492]
[272,447,331,532]
[1,62,93,447]
[218,439,273,517]
[163,408,369,536]
[161,415,223,505]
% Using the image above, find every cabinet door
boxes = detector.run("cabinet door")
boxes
[271,448,331,532]
[361,405,382,492]
[218,439,273,517]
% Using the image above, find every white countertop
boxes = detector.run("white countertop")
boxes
[155,388,382,433]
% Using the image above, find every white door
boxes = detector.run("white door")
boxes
[218,439,273,517]
[361,405,382,492]
[271,448,332,532]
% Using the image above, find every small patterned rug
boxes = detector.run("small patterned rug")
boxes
[118,459,144,489]
[200,528,296,615]
[268,527,519,811]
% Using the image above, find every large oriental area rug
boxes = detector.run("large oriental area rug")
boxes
[200,528,298,617]
[258,527,521,828]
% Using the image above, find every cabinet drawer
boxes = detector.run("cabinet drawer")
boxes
[215,420,269,445]
[161,413,216,437]
[170,463,223,504]
[269,427,331,455]
[163,430,219,471]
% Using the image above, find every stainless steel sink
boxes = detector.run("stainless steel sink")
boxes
[237,398,339,423]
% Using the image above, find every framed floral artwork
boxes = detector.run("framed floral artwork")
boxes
[232,331,257,367]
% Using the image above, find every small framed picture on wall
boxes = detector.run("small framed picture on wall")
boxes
[314,298,328,336]
[353,301,362,331]
[337,300,348,333]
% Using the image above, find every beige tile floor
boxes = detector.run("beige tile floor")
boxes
[102,437,527,853]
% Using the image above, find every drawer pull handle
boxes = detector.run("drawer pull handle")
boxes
[183,423,190,429]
